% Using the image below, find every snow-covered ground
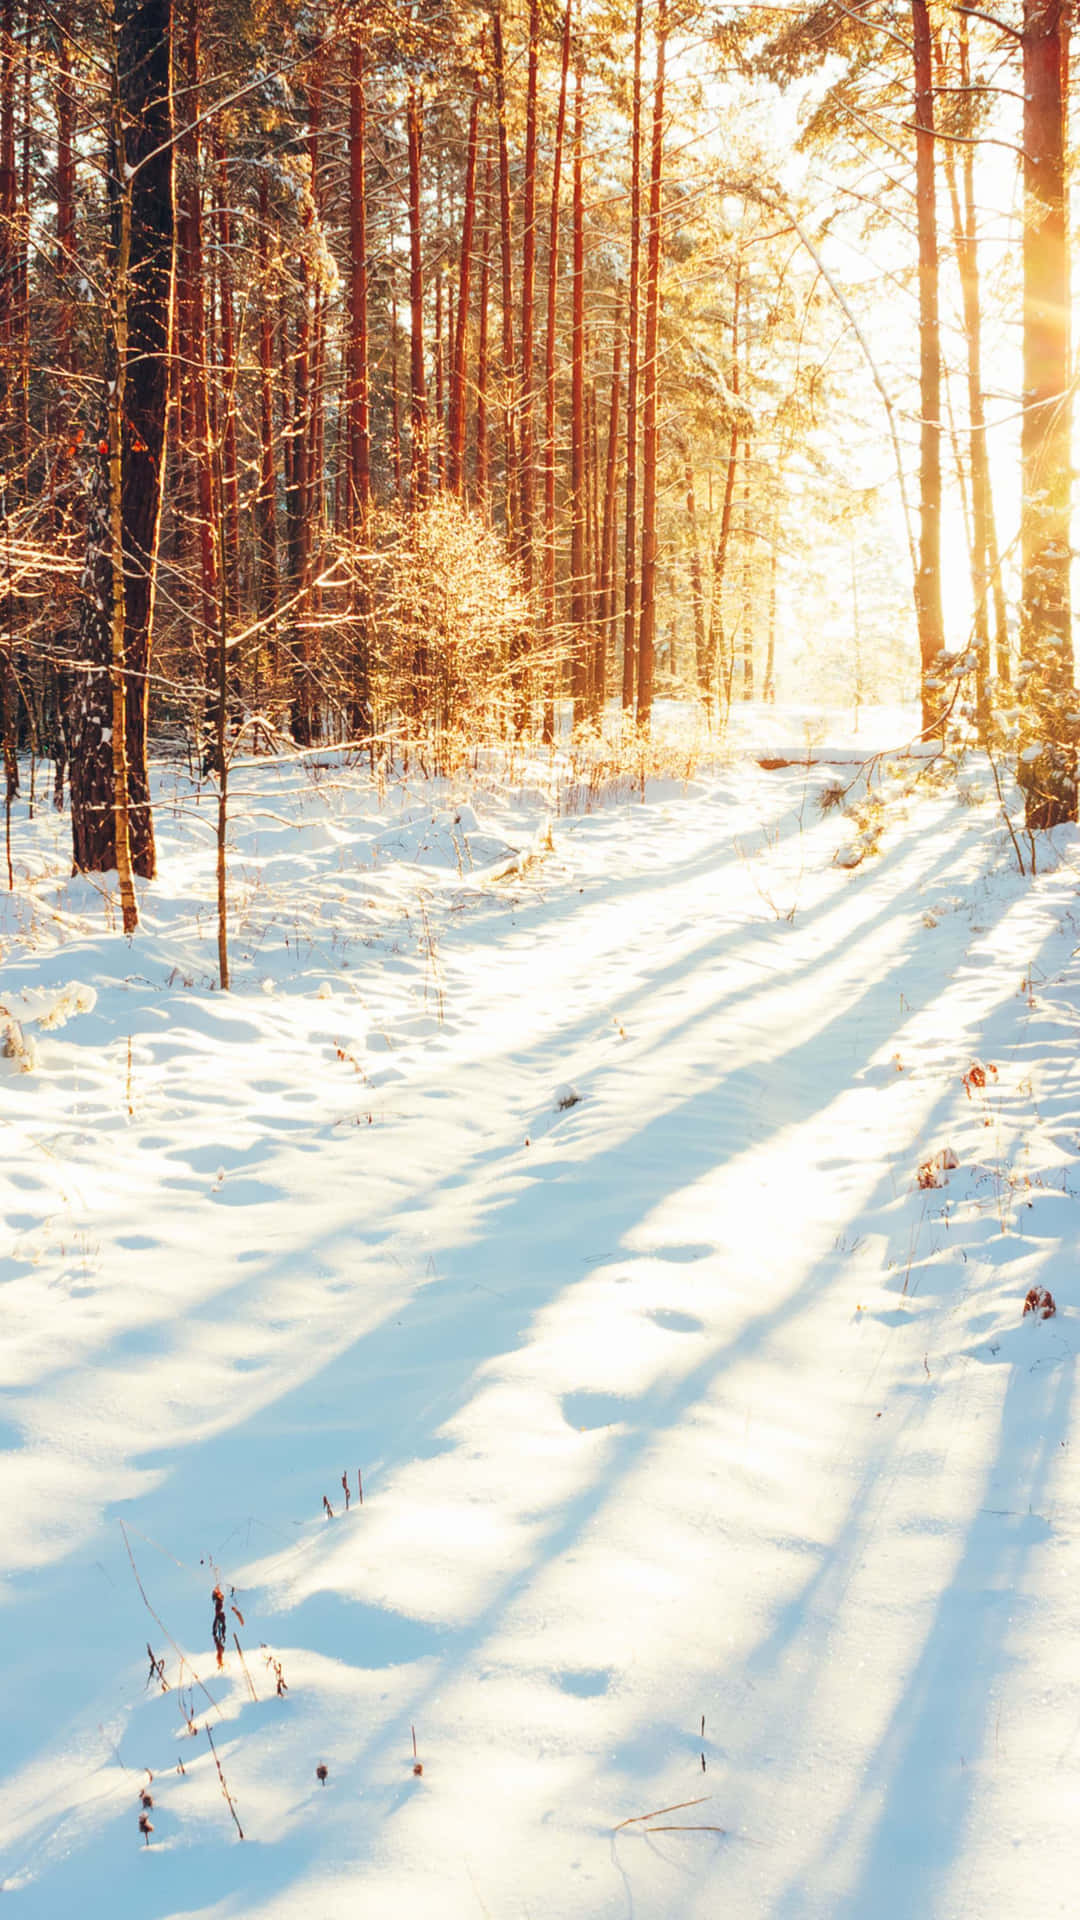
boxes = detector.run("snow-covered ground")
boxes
[2,711,1079,1919]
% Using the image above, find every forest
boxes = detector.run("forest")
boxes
[0,0,1073,916]
[1,4,1079,1916]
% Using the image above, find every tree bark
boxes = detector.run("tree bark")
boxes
[1018,0,1074,825]
[938,14,1007,725]
[621,0,643,713]
[179,0,216,658]
[519,0,540,584]
[215,138,240,620]
[599,317,623,696]
[255,169,278,626]
[709,255,741,713]
[911,0,945,737]
[542,0,571,741]
[448,78,479,495]
[569,55,587,720]
[407,85,429,502]
[492,1,519,547]
[55,0,76,382]
[347,26,372,521]
[69,0,174,883]
[682,444,706,693]
[474,137,493,512]
[636,0,665,730]
[0,0,15,444]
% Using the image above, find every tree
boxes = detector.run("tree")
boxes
[1017,0,1074,826]
[636,0,666,729]
[69,0,175,900]
[911,0,945,737]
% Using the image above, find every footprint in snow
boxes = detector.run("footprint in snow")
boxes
[648,1308,705,1334]
[562,1389,630,1430]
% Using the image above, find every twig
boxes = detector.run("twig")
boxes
[613,1796,711,1831]
[233,1633,258,1703]
[987,746,1026,875]
[118,1520,223,1716]
[643,1823,727,1834]
[205,1725,245,1840]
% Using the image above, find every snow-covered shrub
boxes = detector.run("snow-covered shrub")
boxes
[360,497,529,770]
[1,1014,36,1072]
[0,982,97,1073]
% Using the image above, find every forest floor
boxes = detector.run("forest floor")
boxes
[1,704,1079,1919]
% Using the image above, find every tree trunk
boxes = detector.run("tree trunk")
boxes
[519,0,540,585]
[215,139,240,620]
[287,154,313,740]
[474,138,493,512]
[492,2,519,547]
[911,0,945,737]
[448,79,479,496]
[636,0,665,730]
[1018,0,1074,825]
[0,0,15,444]
[600,317,623,698]
[181,0,216,658]
[740,425,753,699]
[682,445,706,693]
[255,170,278,626]
[621,0,643,714]
[390,265,402,498]
[55,0,76,382]
[542,0,571,741]
[407,86,429,502]
[434,237,445,485]
[347,26,371,522]
[69,0,174,883]
[569,55,587,720]
[709,256,741,713]
[938,15,1005,727]
[16,13,29,478]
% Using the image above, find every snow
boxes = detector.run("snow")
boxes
[1,711,1079,1918]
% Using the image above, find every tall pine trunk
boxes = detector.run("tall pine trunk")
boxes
[255,170,278,627]
[1018,0,1074,825]
[569,55,587,720]
[69,0,174,884]
[709,256,741,712]
[599,317,622,701]
[911,0,945,737]
[542,0,571,741]
[181,0,216,659]
[447,80,479,495]
[682,444,706,693]
[474,138,493,511]
[938,16,1007,724]
[492,2,519,546]
[636,0,665,730]
[621,0,643,713]
[215,139,240,619]
[519,0,540,585]
[347,27,371,522]
[407,86,429,502]
[0,0,15,445]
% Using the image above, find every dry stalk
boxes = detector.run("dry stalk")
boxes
[613,1795,712,1831]
[205,1724,245,1840]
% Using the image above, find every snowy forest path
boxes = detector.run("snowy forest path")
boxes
[1,759,1079,1919]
